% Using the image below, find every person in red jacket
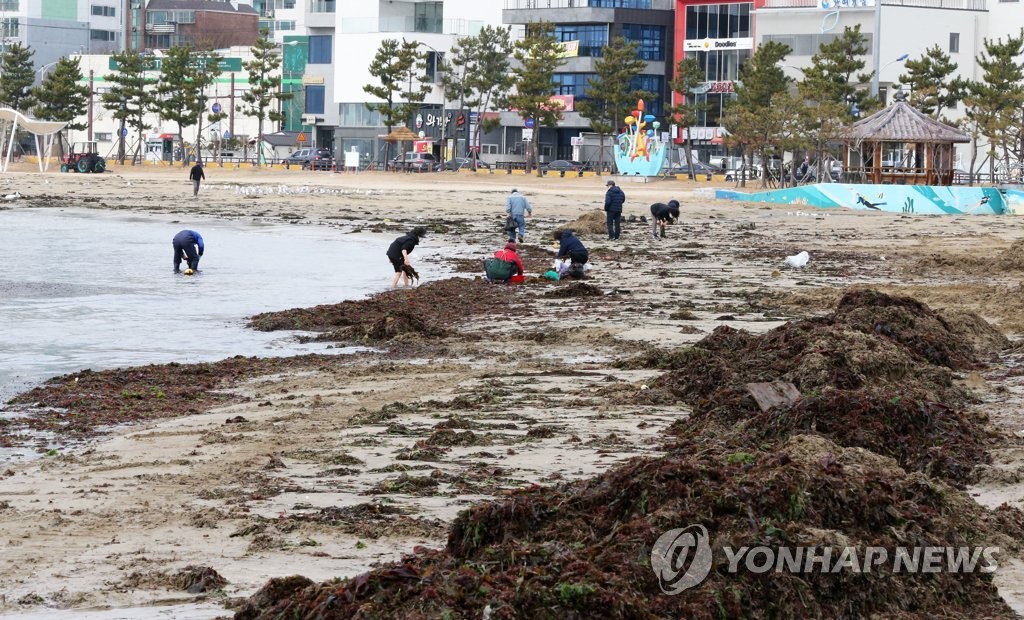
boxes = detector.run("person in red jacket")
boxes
[485,241,524,282]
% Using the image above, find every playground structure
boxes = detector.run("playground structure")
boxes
[0,108,67,173]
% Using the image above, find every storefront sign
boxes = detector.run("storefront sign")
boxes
[548,95,575,112]
[109,57,243,72]
[557,40,579,58]
[693,81,737,94]
[683,38,753,52]
[301,75,325,85]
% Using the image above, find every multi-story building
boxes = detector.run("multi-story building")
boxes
[503,0,676,163]
[0,0,126,76]
[141,0,258,50]
[320,0,500,163]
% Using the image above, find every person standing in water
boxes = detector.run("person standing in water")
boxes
[387,226,427,288]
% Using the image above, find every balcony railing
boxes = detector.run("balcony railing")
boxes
[504,0,653,8]
[310,0,335,12]
[340,17,484,35]
[760,0,983,8]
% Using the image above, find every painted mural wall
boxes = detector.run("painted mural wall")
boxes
[716,183,1007,215]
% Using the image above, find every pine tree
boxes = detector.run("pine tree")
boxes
[722,41,792,187]
[101,50,154,165]
[153,46,223,165]
[664,56,707,180]
[897,45,968,120]
[32,56,90,131]
[578,36,651,176]
[0,42,36,112]
[799,25,874,110]
[364,38,430,165]
[241,29,289,167]
[462,26,514,168]
[964,31,1024,180]
[508,21,565,176]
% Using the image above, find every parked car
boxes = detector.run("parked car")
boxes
[666,161,723,177]
[541,159,584,173]
[396,151,436,172]
[304,149,334,171]
[443,157,492,171]
[285,147,332,169]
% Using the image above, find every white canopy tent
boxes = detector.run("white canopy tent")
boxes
[0,109,67,173]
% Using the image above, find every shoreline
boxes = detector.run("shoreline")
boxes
[2,168,1024,616]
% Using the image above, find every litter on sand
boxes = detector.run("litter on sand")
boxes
[784,250,809,268]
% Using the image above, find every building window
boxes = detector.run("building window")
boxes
[686,3,751,41]
[95,132,112,141]
[630,74,663,115]
[586,0,651,7]
[554,25,608,58]
[552,73,596,97]
[90,29,118,41]
[305,85,325,114]
[0,17,17,38]
[308,35,332,64]
[0,1,18,10]
[424,51,443,83]
[91,5,116,17]
[949,32,960,53]
[414,2,442,33]
[339,103,383,127]
[622,24,665,61]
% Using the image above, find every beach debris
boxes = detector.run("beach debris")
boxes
[783,250,809,268]
[225,415,248,424]
[400,264,419,282]
[745,381,800,412]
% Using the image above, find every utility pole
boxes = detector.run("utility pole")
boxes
[229,72,235,141]
[870,0,882,97]
[87,70,94,142]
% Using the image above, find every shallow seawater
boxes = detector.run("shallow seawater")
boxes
[0,208,394,404]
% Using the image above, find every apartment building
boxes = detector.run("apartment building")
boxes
[0,0,125,75]
[140,0,258,49]
[503,0,676,162]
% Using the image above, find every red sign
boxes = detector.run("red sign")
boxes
[705,81,736,94]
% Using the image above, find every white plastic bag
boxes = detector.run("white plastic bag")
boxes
[553,258,571,275]
[784,251,809,269]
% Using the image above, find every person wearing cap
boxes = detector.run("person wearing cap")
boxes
[172,229,204,273]
[387,226,427,288]
[650,200,681,239]
[505,188,532,243]
[604,179,625,240]
[484,241,524,282]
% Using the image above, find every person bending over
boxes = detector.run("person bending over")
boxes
[553,228,589,279]
[172,229,204,273]
[650,200,681,239]
[387,226,427,288]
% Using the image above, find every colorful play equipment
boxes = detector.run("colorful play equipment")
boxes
[612,99,666,177]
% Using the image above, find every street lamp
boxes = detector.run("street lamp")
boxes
[36,60,59,83]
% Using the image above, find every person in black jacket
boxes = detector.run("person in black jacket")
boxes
[387,226,427,288]
[172,229,204,273]
[553,228,588,279]
[189,161,205,198]
[604,179,625,240]
[650,200,681,239]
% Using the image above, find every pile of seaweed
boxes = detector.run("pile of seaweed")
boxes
[234,435,1022,620]
[248,278,521,342]
[231,289,1023,619]
[627,290,1006,485]
[3,354,336,445]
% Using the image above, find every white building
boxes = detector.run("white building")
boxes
[276,0,502,163]
[0,0,125,76]
[75,47,271,162]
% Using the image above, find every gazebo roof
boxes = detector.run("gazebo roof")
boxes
[381,126,420,143]
[840,100,969,144]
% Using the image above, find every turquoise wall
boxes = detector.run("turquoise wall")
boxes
[716,183,1006,216]
[41,0,77,21]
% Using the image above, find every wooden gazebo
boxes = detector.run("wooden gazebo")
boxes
[839,91,968,186]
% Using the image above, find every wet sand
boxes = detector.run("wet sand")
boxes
[1,164,1024,616]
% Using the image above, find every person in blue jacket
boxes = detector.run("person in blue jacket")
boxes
[173,229,204,273]
[604,179,625,240]
[553,228,588,279]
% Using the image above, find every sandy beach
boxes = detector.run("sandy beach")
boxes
[2,164,1024,617]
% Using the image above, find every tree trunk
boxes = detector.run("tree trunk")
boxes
[597,132,605,177]
[968,134,977,187]
[684,135,695,181]
[256,117,264,168]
